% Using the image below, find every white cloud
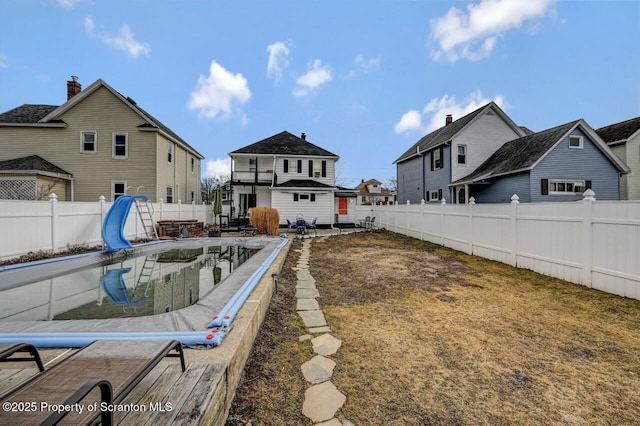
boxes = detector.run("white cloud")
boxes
[188,60,251,120]
[292,59,332,97]
[83,16,151,59]
[57,0,84,9]
[0,53,7,69]
[394,110,422,133]
[205,158,232,179]
[348,54,381,77]
[394,90,507,134]
[430,0,557,62]
[266,41,290,83]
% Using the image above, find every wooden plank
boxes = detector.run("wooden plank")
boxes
[0,368,39,396]
[172,363,226,425]
[114,363,170,424]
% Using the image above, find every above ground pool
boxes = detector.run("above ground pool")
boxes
[0,237,288,347]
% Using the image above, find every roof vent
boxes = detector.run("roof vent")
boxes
[301,132,306,141]
[445,114,453,126]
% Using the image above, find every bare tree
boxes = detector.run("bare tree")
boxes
[387,177,397,192]
[201,175,229,204]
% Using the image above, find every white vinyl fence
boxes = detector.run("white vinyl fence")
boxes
[355,191,640,301]
[0,194,212,260]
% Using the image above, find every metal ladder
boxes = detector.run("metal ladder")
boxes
[134,198,158,241]
[136,255,157,298]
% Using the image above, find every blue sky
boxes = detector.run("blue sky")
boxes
[1,0,639,188]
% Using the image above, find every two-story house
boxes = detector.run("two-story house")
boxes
[450,119,629,202]
[596,116,640,200]
[228,131,341,226]
[394,102,527,204]
[354,178,394,205]
[0,77,204,202]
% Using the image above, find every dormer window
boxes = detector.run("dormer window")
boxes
[569,136,583,149]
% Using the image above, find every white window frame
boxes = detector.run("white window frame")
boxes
[166,185,174,203]
[112,132,128,159]
[112,180,127,201]
[249,158,257,172]
[432,149,442,170]
[81,131,97,153]
[569,136,583,149]
[548,179,586,194]
[429,190,440,201]
[457,145,467,165]
[167,143,174,164]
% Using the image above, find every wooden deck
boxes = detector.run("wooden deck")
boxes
[0,352,228,425]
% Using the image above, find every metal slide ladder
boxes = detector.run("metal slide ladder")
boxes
[136,255,157,298]
[134,198,158,241]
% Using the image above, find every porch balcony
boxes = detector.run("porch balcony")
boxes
[231,170,274,185]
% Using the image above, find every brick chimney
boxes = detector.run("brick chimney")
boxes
[445,114,453,126]
[67,76,82,100]
[301,132,306,141]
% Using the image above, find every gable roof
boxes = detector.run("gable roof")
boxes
[394,102,525,164]
[452,119,629,186]
[0,79,204,159]
[354,178,391,196]
[231,131,339,158]
[0,155,73,178]
[595,116,640,146]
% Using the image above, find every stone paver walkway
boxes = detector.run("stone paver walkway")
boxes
[294,237,353,425]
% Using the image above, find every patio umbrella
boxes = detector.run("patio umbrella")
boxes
[213,185,223,225]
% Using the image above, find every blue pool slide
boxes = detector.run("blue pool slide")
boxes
[102,195,147,252]
[101,268,146,307]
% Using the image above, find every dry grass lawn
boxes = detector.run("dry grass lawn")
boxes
[227,231,640,425]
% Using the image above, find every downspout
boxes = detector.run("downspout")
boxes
[271,155,277,187]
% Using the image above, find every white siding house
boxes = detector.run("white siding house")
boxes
[229,131,342,227]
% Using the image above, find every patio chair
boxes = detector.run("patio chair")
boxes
[368,217,376,231]
[359,216,371,229]
[296,217,306,236]
[307,217,318,236]
[0,343,45,372]
[0,339,186,425]
[286,219,294,230]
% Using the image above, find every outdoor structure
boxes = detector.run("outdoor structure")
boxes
[0,155,73,200]
[228,131,345,226]
[0,77,204,202]
[451,119,629,203]
[354,178,395,205]
[596,116,640,200]
[394,102,527,204]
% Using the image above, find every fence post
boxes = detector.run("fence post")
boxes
[99,195,106,249]
[49,193,58,252]
[440,198,446,247]
[510,194,519,267]
[468,197,476,255]
[178,199,182,220]
[582,189,596,288]
[159,198,164,221]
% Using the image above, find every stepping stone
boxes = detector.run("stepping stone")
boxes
[296,280,316,289]
[296,270,315,281]
[301,355,336,384]
[299,334,313,342]
[296,288,320,298]
[309,326,332,334]
[297,298,320,311]
[312,333,342,356]
[302,381,346,423]
[298,310,327,328]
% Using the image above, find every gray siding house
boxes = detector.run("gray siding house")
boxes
[596,116,640,200]
[451,119,629,202]
[394,102,526,204]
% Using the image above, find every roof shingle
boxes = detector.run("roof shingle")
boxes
[231,131,338,157]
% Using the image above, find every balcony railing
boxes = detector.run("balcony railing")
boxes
[232,170,274,184]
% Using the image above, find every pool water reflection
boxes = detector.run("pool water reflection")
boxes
[0,245,254,322]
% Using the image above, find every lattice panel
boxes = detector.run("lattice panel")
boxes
[0,180,37,200]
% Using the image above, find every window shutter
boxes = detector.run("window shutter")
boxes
[438,189,443,200]
[297,159,302,174]
[308,160,313,177]
[585,180,592,190]
[293,193,299,201]
[426,191,430,201]
[310,193,316,202]
[541,179,549,195]
[321,160,327,177]
[283,160,289,173]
